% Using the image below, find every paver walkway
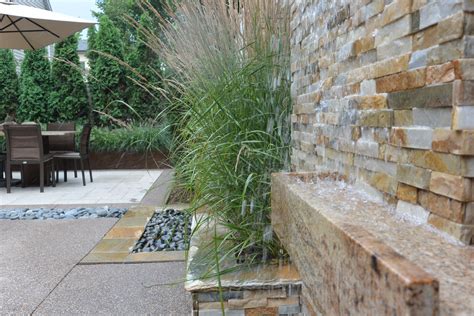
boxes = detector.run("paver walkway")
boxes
[0,169,192,315]
[1,170,162,206]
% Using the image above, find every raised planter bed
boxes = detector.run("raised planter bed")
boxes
[89,151,170,170]
[185,214,303,315]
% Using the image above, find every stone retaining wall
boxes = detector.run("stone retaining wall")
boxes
[290,0,474,244]
[192,286,303,316]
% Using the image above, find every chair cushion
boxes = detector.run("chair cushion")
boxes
[54,152,81,159]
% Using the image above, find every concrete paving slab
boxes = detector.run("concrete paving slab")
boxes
[1,170,163,206]
[33,263,192,315]
[0,219,117,315]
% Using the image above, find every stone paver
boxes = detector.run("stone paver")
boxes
[33,263,191,315]
[82,205,187,264]
[0,219,117,315]
[1,170,162,206]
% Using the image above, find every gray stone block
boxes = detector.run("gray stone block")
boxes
[412,108,452,128]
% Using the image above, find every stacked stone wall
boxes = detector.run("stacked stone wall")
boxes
[290,0,474,244]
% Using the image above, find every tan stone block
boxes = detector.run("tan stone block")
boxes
[432,129,474,155]
[437,11,464,44]
[364,171,398,196]
[243,298,269,309]
[357,110,393,127]
[379,144,411,164]
[428,213,474,245]
[394,110,413,126]
[390,127,433,150]
[418,190,467,223]
[397,164,432,189]
[349,95,387,110]
[372,54,410,78]
[381,0,412,26]
[228,299,250,308]
[397,183,418,203]
[409,150,462,175]
[354,36,375,55]
[245,307,278,316]
[376,69,426,93]
[413,25,439,51]
[91,239,135,254]
[429,172,472,201]
[426,62,457,85]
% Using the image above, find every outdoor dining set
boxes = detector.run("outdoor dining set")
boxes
[0,122,93,193]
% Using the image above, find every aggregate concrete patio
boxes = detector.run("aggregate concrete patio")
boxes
[1,169,162,206]
[0,169,192,315]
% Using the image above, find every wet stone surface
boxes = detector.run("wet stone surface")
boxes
[0,207,127,220]
[132,209,191,252]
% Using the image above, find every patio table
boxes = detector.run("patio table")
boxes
[0,130,77,187]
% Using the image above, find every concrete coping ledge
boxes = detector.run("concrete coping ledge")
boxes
[184,213,302,293]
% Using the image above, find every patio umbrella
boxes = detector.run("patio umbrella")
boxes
[0,0,95,50]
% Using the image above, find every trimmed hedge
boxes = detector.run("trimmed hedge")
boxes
[90,124,172,153]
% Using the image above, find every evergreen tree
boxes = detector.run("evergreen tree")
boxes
[0,49,19,120]
[127,12,163,120]
[86,25,98,71]
[90,15,128,125]
[17,48,51,122]
[49,34,89,122]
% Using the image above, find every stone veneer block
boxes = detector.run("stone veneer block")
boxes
[387,84,453,110]
[432,129,474,155]
[271,173,440,315]
[418,190,469,224]
[429,171,472,201]
[397,183,418,204]
[426,62,457,85]
[428,213,474,244]
[390,127,434,150]
[412,108,452,128]
[452,106,474,130]
[375,69,426,93]
[397,164,432,189]
[453,80,474,106]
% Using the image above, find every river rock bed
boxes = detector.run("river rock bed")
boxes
[132,208,191,252]
[0,206,128,220]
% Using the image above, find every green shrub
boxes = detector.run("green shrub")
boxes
[49,34,89,122]
[89,15,128,125]
[0,49,19,120]
[90,123,172,153]
[17,48,51,122]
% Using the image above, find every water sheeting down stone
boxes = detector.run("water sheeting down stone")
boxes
[272,172,474,315]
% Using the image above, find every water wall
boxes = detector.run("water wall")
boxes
[290,0,474,244]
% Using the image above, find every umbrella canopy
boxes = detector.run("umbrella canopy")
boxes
[0,1,95,50]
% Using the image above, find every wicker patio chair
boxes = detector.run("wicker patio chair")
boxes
[54,124,93,186]
[4,124,56,193]
[47,122,77,182]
